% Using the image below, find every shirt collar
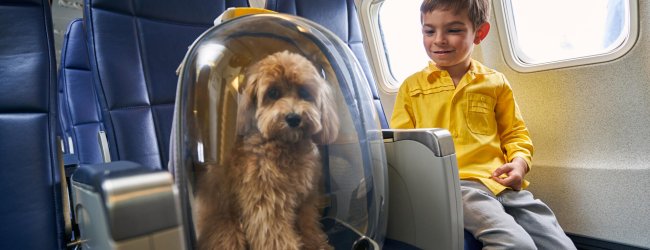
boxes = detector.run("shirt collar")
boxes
[426,59,492,83]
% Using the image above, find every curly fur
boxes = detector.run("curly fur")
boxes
[197,51,339,250]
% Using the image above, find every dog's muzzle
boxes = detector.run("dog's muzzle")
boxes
[285,113,301,128]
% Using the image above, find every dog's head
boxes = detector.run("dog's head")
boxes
[236,51,339,144]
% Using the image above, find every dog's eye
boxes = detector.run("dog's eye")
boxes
[266,87,281,100]
[298,87,313,101]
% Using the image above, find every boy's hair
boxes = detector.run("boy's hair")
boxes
[420,0,490,29]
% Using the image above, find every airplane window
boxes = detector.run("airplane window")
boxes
[378,0,430,87]
[495,0,637,72]
[506,0,629,64]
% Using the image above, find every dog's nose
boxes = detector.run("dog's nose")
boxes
[285,113,301,128]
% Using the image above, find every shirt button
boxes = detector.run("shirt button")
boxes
[481,97,485,101]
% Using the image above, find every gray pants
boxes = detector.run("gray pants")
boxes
[461,180,577,250]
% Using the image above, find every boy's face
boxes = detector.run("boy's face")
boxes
[421,8,487,73]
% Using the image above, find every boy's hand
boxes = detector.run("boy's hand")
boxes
[491,157,528,190]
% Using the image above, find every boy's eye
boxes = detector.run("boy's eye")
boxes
[448,29,463,33]
[266,87,281,100]
[423,29,434,36]
[298,87,313,101]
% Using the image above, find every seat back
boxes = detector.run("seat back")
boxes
[0,0,66,248]
[266,0,388,128]
[58,18,104,165]
[83,0,249,169]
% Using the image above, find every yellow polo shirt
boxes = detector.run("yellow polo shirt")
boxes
[390,60,534,195]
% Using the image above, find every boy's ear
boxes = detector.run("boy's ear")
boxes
[474,22,491,44]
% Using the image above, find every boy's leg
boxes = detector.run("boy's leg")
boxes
[461,180,537,250]
[499,189,577,250]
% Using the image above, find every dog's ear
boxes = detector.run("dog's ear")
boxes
[312,77,339,144]
[236,68,259,135]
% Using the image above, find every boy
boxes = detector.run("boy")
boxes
[390,0,576,249]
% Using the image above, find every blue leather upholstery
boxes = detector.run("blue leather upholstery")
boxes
[0,0,66,248]
[266,0,388,128]
[82,0,248,169]
[464,230,482,250]
[58,18,104,165]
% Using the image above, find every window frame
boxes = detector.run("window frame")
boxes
[493,0,639,73]
[356,0,401,93]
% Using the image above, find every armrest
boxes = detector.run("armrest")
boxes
[70,161,185,250]
[382,128,463,250]
[382,128,455,157]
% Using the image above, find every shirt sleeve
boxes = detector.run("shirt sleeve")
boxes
[495,74,534,170]
[390,82,416,129]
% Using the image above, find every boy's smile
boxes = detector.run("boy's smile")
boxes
[431,49,456,58]
[432,49,455,54]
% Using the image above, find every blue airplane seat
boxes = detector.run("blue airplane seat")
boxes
[464,230,483,250]
[82,0,249,169]
[0,0,67,248]
[266,1,480,249]
[265,0,388,129]
[58,18,105,166]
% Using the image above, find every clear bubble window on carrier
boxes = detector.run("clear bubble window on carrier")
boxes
[169,13,388,249]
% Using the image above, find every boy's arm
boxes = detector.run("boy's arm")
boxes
[390,83,416,129]
[492,75,534,190]
[494,74,534,169]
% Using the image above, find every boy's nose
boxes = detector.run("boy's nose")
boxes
[434,34,447,45]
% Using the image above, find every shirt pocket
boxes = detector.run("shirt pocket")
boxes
[465,93,496,135]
